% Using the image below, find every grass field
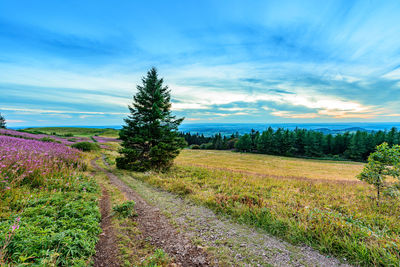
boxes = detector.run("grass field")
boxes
[104,149,400,266]
[23,127,119,137]
[176,149,364,181]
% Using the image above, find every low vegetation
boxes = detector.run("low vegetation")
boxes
[0,135,100,265]
[23,127,119,138]
[107,148,400,266]
[72,141,100,152]
[176,149,363,181]
[112,201,137,219]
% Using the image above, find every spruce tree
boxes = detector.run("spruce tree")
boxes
[235,134,252,152]
[116,67,185,171]
[0,113,6,129]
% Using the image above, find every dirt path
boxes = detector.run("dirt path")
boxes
[93,185,120,267]
[91,158,210,266]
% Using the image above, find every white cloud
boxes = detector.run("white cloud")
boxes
[271,111,319,119]
[6,119,25,123]
[0,107,128,115]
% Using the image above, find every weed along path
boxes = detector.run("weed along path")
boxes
[91,157,210,266]
[96,156,351,267]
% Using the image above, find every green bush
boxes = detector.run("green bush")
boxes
[112,201,136,218]
[200,143,214,149]
[71,142,100,152]
[191,144,200,149]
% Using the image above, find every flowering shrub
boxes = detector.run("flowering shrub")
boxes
[0,135,100,266]
[0,136,84,191]
[0,129,96,145]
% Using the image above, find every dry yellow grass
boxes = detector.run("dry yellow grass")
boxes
[175,149,364,181]
[105,147,400,265]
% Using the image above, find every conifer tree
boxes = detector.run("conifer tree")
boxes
[0,113,6,129]
[235,134,252,152]
[257,127,274,154]
[116,67,185,171]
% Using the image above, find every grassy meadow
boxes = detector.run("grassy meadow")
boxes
[103,148,400,266]
[176,149,365,181]
[23,127,119,138]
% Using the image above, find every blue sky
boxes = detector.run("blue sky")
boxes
[1,0,400,127]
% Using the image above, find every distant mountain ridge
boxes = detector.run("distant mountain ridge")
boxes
[178,123,400,136]
[314,127,372,134]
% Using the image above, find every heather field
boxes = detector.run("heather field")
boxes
[103,148,400,266]
[0,134,101,265]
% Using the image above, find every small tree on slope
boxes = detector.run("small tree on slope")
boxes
[358,143,400,206]
[116,67,185,171]
[0,113,6,129]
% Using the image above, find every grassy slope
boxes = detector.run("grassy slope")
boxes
[24,127,119,138]
[105,148,400,266]
[176,149,364,181]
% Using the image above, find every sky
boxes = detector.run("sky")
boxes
[1,0,400,127]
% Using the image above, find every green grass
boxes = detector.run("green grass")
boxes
[23,127,119,138]
[0,176,101,266]
[106,149,400,266]
[176,149,364,181]
[72,142,100,152]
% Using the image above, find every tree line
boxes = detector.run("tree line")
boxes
[179,132,239,150]
[182,127,400,161]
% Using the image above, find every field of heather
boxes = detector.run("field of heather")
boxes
[0,134,101,265]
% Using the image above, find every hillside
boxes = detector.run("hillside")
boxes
[23,127,119,138]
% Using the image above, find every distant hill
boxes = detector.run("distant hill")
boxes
[179,123,398,136]
[314,127,371,134]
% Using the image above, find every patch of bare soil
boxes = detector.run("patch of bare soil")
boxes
[93,184,120,267]
[91,159,210,266]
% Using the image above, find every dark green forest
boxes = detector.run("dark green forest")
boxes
[181,127,400,161]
